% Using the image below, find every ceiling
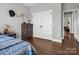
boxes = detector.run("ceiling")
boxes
[23,3,40,7]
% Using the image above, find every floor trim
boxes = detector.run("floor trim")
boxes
[33,37,62,43]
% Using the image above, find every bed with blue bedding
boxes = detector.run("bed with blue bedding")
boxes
[0,35,36,55]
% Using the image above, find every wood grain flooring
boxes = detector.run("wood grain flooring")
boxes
[32,37,62,55]
[32,37,79,55]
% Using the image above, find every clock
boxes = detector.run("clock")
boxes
[9,10,15,17]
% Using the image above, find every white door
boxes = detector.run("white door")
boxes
[73,9,79,38]
[32,10,53,40]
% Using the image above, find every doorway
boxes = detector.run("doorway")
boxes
[64,11,73,33]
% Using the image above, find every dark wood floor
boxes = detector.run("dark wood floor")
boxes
[32,37,62,55]
[32,37,79,55]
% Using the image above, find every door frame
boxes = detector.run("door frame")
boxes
[63,9,79,38]
[63,10,73,38]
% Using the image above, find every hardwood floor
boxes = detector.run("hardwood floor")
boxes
[32,37,62,55]
[32,37,79,55]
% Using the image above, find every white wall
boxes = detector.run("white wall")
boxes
[29,3,62,42]
[0,3,29,39]
[63,3,79,11]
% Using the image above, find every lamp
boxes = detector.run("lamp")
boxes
[16,12,26,23]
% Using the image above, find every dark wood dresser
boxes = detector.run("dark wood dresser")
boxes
[21,22,33,43]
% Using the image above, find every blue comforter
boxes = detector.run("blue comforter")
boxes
[0,35,36,55]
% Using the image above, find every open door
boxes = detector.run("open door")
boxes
[62,10,77,54]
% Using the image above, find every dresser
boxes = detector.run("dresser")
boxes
[21,22,33,43]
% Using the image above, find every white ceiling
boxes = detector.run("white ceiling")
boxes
[23,3,40,7]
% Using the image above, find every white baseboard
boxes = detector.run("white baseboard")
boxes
[33,36,63,43]
[51,39,62,43]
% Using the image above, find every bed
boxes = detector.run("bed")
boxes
[0,35,36,55]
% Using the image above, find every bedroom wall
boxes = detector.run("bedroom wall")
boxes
[29,3,62,42]
[0,3,29,39]
[63,3,79,11]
